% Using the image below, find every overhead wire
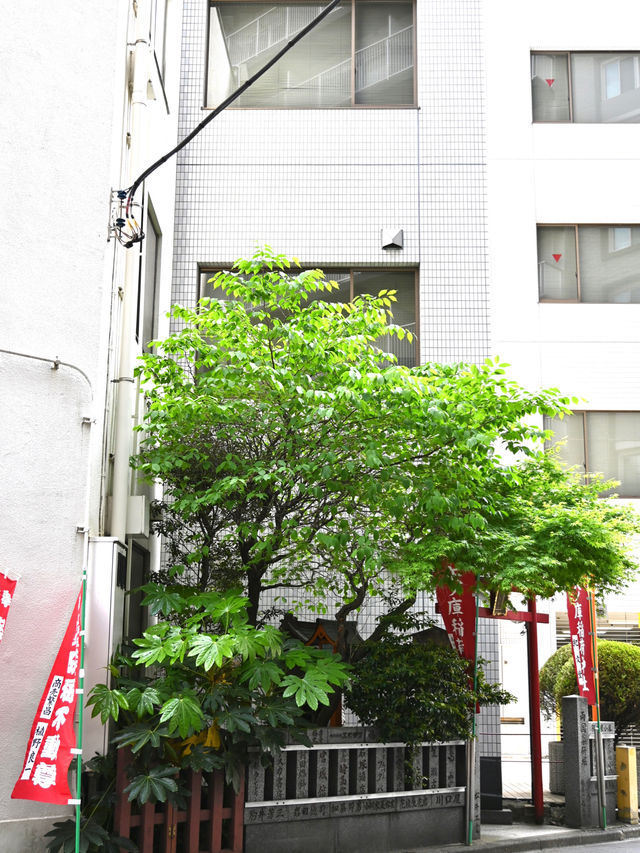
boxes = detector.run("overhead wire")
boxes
[124,0,344,221]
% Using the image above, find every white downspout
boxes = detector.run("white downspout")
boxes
[110,0,150,542]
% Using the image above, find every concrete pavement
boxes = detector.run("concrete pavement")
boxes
[400,822,640,852]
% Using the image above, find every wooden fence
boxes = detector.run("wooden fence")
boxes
[114,748,244,853]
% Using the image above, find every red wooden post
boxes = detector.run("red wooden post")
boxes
[229,771,245,853]
[164,802,177,853]
[527,596,544,824]
[209,770,225,852]
[140,801,156,853]
[187,771,202,853]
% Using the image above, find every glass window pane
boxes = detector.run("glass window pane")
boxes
[531,54,570,121]
[571,53,640,123]
[587,412,640,497]
[208,3,352,108]
[578,226,640,303]
[537,227,578,300]
[142,214,161,351]
[307,271,351,303]
[201,271,234,301]
[544,414,586,474]
[355,2,414,105]
[353,270,416,365]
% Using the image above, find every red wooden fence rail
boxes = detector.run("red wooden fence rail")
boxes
[114,748,244,853]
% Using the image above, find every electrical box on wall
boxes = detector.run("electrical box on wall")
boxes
[84,537,127,757]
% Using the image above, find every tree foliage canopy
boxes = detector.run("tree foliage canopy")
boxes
[135,248,639,637]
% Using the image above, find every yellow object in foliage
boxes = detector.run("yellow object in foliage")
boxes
[180,723,221,755]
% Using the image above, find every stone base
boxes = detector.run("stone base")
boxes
[481,808,513,824]
[245,807,465,853]
[0,815,67,853]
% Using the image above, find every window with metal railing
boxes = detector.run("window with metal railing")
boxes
[200,267,418,366]
[207,0,415,108]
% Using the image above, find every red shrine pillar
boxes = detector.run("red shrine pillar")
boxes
[526,596,544,824]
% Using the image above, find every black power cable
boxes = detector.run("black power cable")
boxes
[123,0,343,227]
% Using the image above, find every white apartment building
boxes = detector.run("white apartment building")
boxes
[171,0,640,800]
[484,2,640,791]
[0,2,182,849]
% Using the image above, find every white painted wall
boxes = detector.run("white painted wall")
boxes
[0,1,182,849]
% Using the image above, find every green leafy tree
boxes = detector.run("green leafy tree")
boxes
[88,588,349,799]
[135,247,637,640]
[398,453,640,600]
[550,641,640,742]
[345,632,512,746]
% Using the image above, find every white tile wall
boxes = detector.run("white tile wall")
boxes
[172,0,490,363]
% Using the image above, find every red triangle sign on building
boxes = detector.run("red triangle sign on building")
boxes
[545,78,555,87]
[552,253,562,262]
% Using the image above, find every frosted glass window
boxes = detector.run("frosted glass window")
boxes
[531,54,570,121]
[587,413,640,497]
[532,52,640,123]
[546,412,640,497]
[141,211,161,352]
[538,225,640,303]
[544,414,586,474]
[537,227,578,300]
[578,226,640,303]
[353,270,416,366]
[355,2,414,105]
[207,1,414,108]
[572,53,640,122]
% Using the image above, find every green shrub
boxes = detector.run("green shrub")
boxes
[345,634,512,746]
[539,644,573,720]
[553,640,640,742]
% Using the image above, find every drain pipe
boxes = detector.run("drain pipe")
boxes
[110,0,150,542]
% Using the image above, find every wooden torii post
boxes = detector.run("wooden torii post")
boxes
[477,596,549,824]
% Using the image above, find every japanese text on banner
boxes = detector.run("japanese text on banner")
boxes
[436,569,476,663]
[12,587,83,805]
[566,587,597,706]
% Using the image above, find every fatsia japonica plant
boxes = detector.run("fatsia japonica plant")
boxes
[87,587,349,803]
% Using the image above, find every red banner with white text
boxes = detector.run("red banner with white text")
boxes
[12,587,83,804]
[566,586,597,706]
[436,569,477,663]
[0,572,18,645]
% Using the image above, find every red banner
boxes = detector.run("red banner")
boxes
[0,572,18,645]
[12,587,83,804]
[436,569,477,662]
[566,587,597,706]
